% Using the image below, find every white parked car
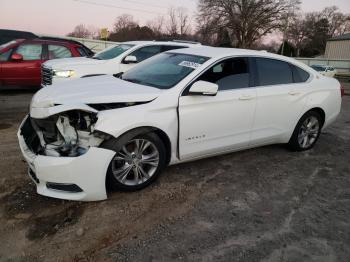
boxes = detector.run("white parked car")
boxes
[311,65,337,78]
[18,47,342,201]
[41,41,200,86]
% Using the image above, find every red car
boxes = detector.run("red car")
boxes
[0,38,93,88]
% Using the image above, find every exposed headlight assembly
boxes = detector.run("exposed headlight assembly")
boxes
[53,70,75,78]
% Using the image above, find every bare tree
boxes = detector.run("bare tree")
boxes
[197,0,300,48]
[113,14,137,33]
[147,16,165,36]
[177,7,191,35]
[196,14,222,45]
[67,24,94,38]
[166,7,191,36]
[320,6,350,37]
[287,15,309,56]
[167,7,179,36]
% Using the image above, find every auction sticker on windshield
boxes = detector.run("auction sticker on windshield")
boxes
[179,61,201,69]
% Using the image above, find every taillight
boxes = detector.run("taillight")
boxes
[340,85,345,97]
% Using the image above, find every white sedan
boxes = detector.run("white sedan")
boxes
[41,41,200,87]
[18,47,342,201]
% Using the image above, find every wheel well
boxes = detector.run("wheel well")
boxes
[102,126,172,166]
[152,129,172,165]
[307,108,326,127]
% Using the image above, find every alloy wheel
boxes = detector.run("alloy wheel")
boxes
[297,116,320,149]
[111,139,160,186]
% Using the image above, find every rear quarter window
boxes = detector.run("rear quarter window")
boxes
[76,47,88,57]
[256,58,293,86]
[48,45,72,59]
[292,65,310,83]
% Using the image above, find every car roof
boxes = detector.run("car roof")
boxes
[168,46,278,58]
[168,46,312,68]
[122,40,201,47]
[21,38,80,46]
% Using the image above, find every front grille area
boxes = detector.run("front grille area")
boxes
[41,66,53,86]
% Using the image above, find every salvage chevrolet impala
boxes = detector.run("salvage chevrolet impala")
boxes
[18,47,342,201]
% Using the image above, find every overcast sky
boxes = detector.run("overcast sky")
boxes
[1,0,350,36]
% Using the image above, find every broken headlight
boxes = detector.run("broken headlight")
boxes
[31,110,104,157]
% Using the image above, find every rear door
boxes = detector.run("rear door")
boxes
[1,43,44,86]
[250,57,309,145]
[179,57,257,160]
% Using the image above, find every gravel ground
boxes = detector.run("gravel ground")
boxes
[0,84,349,262]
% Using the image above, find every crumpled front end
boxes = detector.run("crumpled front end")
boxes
[17,111,115,201]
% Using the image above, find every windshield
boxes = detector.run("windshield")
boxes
[121,53,209,89]
[93,44,134,60]
[311,65,326,72]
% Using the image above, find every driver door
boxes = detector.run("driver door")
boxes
[179,57,257,160]
[1,43,44,86]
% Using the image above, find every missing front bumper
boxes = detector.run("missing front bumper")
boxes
[18,116,116,201]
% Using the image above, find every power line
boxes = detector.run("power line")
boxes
[115,0,169,9]
[73,0,166,15]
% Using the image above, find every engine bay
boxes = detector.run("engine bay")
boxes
[22,111,108,157]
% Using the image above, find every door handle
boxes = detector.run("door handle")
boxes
[288,90,301,96]
[239,95,254,100]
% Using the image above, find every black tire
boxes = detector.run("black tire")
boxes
[288,110,322,151]
[103,132,166,191]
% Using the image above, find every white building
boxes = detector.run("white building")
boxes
[325,33,350,59]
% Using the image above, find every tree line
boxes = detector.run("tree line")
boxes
[67,0,350,57]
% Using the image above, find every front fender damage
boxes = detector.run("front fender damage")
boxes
[27,102,149,158]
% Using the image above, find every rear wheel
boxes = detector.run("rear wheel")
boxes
[288,111,322,151]
[105,133,166,191]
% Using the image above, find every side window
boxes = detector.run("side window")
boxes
[256,58,293,86]
[292,65,310,83]
[16,44,42,60]
[127,45,162,63]
[48,45,72,59]
[76,47,88,57]
[197,57,250,91]
[0,49,12,61]
[161,45,187,52]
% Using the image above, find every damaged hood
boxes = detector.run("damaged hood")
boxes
[43,57,107,69]
[31,75,162,108]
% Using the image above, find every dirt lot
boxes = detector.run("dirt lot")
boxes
[0,85,349,262]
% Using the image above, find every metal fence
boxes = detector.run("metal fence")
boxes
[296,58,350,73]
[39,35,118,52]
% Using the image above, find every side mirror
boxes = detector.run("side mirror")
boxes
[124,55,137,64]
[11,53,23,62]
[189,80,218,96]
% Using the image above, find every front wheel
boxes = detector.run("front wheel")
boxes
[105,133,166,191]
[288,111,322,151]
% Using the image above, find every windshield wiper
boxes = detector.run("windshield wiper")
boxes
[123,78,143,84]
[113,72,124,79]
[92,57,102,60]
